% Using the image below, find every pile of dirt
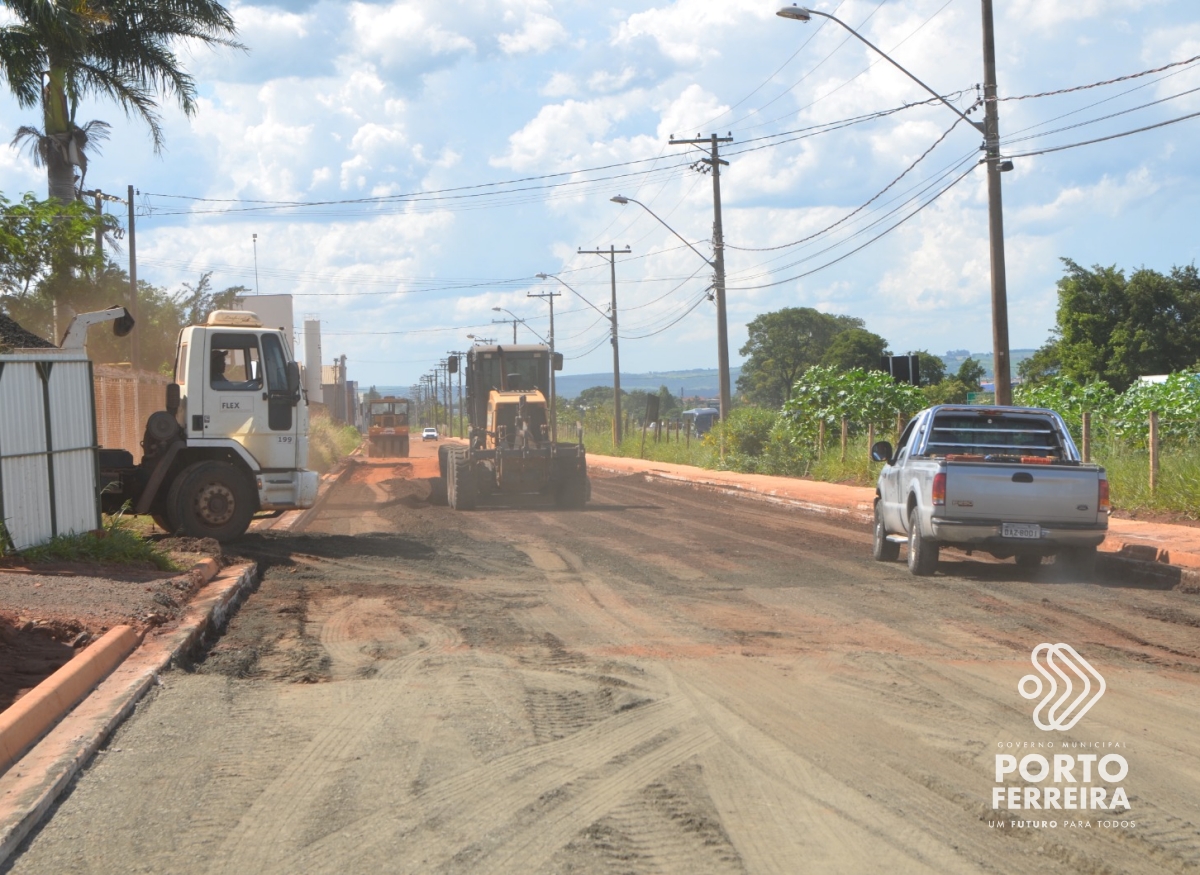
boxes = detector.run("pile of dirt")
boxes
[0,311,55,352]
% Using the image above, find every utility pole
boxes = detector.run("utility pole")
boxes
[578,245,631,446]
[528,288,561,441]
[127,184,139,371]
[253,233,260,295]
[491,317,519,343]
[981,0,1012,405]
[448,350,466,438]
[669,134,732,421]
[92,190,103,254]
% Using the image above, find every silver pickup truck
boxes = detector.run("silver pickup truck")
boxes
[870,405,1109,576]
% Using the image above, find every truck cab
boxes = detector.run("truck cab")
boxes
[101,309,318,540]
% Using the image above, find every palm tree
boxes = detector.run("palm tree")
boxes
[0,0,242,202]
[12,118,111,195]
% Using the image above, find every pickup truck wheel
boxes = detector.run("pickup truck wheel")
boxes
[448,451,477,511]
[872,503,900,562]
[172,460,255,541]
[907,507,939,576]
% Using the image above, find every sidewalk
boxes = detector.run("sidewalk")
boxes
[587,453,1200,588]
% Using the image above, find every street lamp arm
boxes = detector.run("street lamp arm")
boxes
[536,272,610,321]
[610,196,714,267]
[777,6,983,133]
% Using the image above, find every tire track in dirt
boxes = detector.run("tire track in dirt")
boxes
[206,617,462,875]
[269,698,690,874]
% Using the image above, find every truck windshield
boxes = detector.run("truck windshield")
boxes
[475,355,547,393]
[926,412,1064,459]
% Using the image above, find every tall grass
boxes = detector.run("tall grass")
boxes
[309,413,362,474]
[1093,444,1200,518]
[577,411,1199,516]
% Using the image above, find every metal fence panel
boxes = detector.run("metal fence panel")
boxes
[0,353,100,551]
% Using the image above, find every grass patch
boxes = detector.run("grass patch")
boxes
[309,412,363,474]
[14,512,178,570]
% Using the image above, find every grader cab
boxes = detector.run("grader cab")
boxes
[366,397,411,458]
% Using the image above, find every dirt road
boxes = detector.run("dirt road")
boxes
[7,441,1200,874]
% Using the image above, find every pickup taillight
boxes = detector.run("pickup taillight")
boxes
[932,472,946,506]
[1099,477,1110,513]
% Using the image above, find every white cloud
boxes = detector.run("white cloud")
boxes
[1016,167,1162,224]
[614,0,771,65]
[541,71,578,97]
[499,11,567,55]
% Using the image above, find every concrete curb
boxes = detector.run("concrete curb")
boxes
[0,626,141,775]
[0,561,257,866]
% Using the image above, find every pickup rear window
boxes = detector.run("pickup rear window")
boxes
[924,412,1065,461]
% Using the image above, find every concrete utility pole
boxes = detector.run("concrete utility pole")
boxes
[577,245,632,446]
[775,4,1012,404]
[528,288,561,442]
[980,0,1012,405]
[668,134,732,421]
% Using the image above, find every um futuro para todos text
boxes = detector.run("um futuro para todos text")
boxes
[993,753,1130,811]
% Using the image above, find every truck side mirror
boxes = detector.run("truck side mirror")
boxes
[286,361,301,398]
[553,352,563,371]
[871,440,894,464]
[165,383,181,415]
[447,355,458,374]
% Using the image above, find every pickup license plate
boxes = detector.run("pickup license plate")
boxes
[1002,523,1041,540]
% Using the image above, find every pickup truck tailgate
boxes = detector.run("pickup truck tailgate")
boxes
[942,462,1101,525]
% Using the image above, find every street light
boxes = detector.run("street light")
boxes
[777,3,1013,405]
[610,195,729,421]
[491,306,547,344]
[538,271,623,446]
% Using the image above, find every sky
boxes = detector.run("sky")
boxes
[2,0,1200,391]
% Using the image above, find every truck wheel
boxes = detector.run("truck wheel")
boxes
[400,436,409,458]
[907,507,939,576]
[555,471,588,509]
[448,451,477,511]
[438,445,451,481]
[151,513,176,534]
[172,460,256,541]
[872,503,900,561]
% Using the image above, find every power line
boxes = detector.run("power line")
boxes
[998,54,1200,103]
[727,164,976,291]
[727,115,967,252]
[1006,108,1200,160]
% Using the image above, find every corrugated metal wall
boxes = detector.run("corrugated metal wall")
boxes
[0,352,100,551]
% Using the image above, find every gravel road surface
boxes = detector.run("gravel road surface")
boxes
[6,442,1199,874]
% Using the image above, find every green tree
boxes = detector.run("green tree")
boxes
[0,0,241,201]
[913,350,946,387]
[956,357,986,391]
[1017,340,1061,385]
[820,327,889,372]
[0,191,110,298]
[1051,259,1200,391]
[574,385,620,411]
[737,307,864,408]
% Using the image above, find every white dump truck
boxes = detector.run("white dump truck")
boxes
[90,307,318,540]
